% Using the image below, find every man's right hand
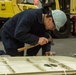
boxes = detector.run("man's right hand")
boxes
[38,37,49,45]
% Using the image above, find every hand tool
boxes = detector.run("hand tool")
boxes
[18,34,53,52]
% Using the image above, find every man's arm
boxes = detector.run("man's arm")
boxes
[14,12,39,45]
[42,42,51,55]
[42,32,53,56]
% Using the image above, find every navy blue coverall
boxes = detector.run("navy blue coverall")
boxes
[1,8,51,56]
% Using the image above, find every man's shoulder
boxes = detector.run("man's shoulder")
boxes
[23,8,43,15]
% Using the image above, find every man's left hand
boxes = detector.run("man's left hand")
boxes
[45,51,54,56]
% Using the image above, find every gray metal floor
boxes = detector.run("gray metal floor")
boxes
[0,37,76,57]
[51,37,76,57]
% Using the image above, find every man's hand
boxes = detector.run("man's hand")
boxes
[38,37,49,45]
[45,51,53,56]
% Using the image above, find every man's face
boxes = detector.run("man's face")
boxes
[44,16,55,31]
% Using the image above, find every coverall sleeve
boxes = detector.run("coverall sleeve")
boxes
[42,32,51,53]
[14,13,39,45]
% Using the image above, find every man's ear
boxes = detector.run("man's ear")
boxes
[48,17,52,21]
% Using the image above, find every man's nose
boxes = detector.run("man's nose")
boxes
[52,25,55,31]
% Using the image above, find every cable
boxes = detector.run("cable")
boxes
[63,69,67,75]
